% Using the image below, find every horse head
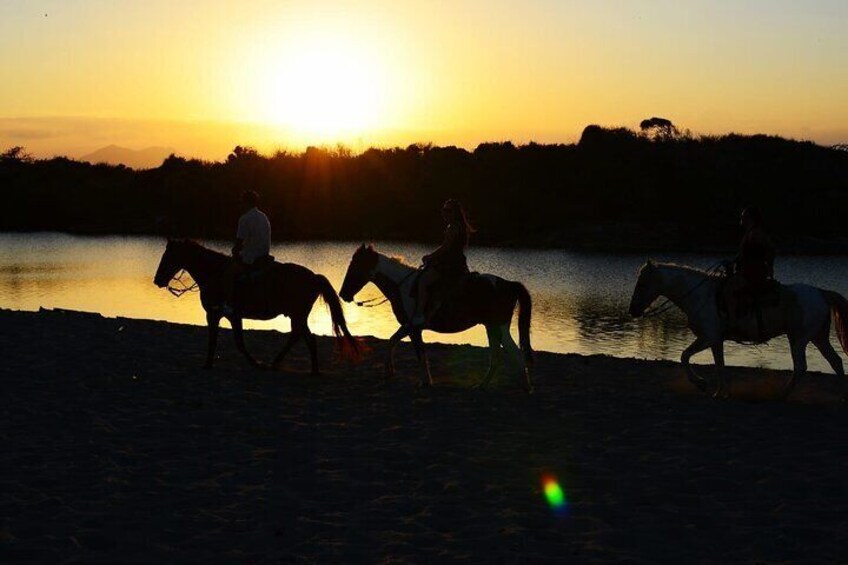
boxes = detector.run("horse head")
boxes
[629,259,661,317]
[340,244,379,302]
[154,238,187,287]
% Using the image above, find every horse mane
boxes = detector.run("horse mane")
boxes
[177,239,230,261]
[388,254,413,267]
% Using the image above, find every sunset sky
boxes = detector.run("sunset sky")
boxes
[1,0,847,159]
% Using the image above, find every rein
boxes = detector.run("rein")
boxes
[641,262,723,318]
[167,269,199,297]
[354,265,422,308]
[355,296,389,308]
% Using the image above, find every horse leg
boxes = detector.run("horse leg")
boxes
[410,329,432,388]
[711,342,729,399]
[204,312,221,369]
[302,322,320,376]
[813,336,845,400]
[681,337,711,393]
[474,325,502,390]
[784,337,808,400]
[271,325,303,370]
[384,325,410,380]
[500,323,532,393]
[230,317,264,369]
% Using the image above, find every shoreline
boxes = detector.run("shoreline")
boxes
[4,228,848,256]
[3,308,848,562]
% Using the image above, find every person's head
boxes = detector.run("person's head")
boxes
[741,206,762,231]
[441,198,474,232]
[241,190,259,210]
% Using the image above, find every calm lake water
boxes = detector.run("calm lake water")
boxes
[1,232,847,373]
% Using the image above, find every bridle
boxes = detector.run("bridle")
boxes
[167,269,199,297]
[640,262,723,318]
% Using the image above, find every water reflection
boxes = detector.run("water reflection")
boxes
[1,233,846,373]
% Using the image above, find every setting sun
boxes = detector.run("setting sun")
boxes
[250,36,386,142]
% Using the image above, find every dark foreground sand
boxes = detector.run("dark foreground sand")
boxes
[2,308,848,564]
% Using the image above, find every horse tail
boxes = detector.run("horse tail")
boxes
[315,275,363,362]
[823,290,848,355]
[515,282,534,366]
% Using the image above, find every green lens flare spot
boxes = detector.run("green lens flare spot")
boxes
[542,475,567,513]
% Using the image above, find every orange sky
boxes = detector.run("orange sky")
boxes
[1,0,847,159]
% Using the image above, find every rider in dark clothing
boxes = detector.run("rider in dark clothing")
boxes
[411,199,472,327]
[724,207,775,328]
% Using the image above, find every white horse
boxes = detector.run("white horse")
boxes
[629,260,848,399]
[339,244,534,391]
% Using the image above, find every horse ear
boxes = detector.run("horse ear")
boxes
[367,244,374,251]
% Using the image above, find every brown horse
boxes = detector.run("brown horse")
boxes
[339,244,533,391]
[154,239,358,372]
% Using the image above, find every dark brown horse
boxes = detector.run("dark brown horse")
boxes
[154,239,358,372]
[339,244,533,391]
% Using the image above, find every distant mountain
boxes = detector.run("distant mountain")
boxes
[79,145,175,169]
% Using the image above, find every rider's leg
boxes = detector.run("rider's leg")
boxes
[723,276,744,330]
[412,268,437,326]
[220,261,244,314]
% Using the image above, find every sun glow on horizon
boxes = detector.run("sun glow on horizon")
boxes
[246,34,388,143]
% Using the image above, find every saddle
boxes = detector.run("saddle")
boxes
[717,277,782,342]
[409,270,477,311]
[231,255,276,315]
[236,255,275,284]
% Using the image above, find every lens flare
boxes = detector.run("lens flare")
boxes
[542,474,567,514]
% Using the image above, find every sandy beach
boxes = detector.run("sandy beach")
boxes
[2,308,848,563]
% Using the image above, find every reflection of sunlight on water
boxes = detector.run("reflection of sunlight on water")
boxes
[1,233,847,373]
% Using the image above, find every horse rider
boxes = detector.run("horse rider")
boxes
[410,199,473,327]
[722,206,775,331]
[221,190,272,314]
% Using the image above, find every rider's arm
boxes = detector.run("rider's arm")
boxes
[424,225,459,264]
[232,238,244,258]
[763,234,776,277]
[233,214,249,258]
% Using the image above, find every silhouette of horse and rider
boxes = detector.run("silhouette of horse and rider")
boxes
[154,193,533,391]
[630,207,848,399]
[155,194,848,399]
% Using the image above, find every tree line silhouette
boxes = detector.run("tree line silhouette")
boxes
[2,124,847,252]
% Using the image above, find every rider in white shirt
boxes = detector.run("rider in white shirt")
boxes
[221,190,272,313]
[233,193,271,265]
